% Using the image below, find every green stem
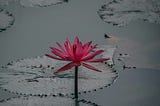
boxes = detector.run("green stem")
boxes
[75,66,78,99]
[75,98,79,106]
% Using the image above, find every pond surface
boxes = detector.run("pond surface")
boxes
[0,0,160,106]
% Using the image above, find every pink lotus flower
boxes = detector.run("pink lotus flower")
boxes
[46,36,109,73]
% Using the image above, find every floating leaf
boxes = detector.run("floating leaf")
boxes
[0,96,97,106]
[0,46,117,96]
[0,9,15,32]
[20,0,68,7]
[98,0,160,26]
[0,0,68,7]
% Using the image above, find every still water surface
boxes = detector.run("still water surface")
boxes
[0,0,160,106]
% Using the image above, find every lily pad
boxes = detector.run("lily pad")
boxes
[20,0,68,7]
[0,46,118,96]
[98,0,160,26]
[0,9,15,32]
[0,96,97,106]
[0,0,68,7]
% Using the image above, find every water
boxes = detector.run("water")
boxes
[80,68,160,106]
[0,0,160,106]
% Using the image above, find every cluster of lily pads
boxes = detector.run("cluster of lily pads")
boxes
[1,0,159,33]
[0,0,68,33]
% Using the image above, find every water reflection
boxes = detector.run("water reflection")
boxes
[75,98,79,106]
